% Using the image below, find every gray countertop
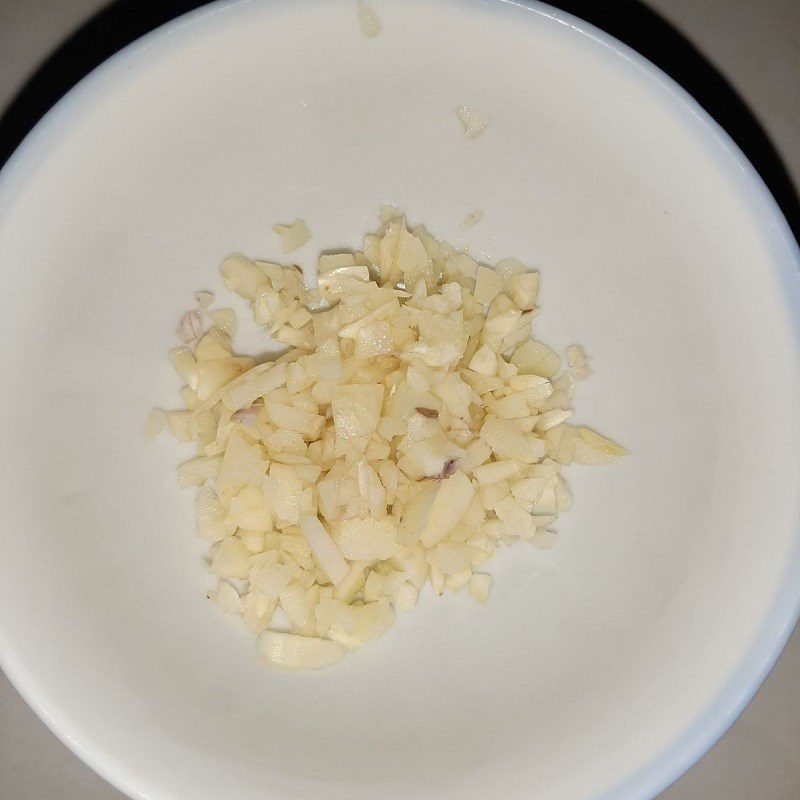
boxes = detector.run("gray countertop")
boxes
[1,2,798,798]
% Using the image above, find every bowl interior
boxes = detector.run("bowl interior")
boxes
[0,2,798,800]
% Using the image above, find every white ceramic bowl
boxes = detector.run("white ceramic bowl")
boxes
[0,2,798,799]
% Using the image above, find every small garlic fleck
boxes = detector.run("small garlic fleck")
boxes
[432,459,458,481]
[231,406,261,427]
[456,106,490,140]
[194,290,214,309]
[211,580,243,614]
[462,209,484,228]
[567,344,592,381]
[273,219,311,253]
[356,0,382,37]
[177,310,203,343]
[210,309,237,336]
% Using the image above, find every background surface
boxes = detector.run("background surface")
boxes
[0,1,798,798]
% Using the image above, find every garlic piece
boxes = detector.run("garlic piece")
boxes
[462,209,484,228]
[356,0,382,37]
[177,310,203,344]
[456,105,490,139]
[273,219,312,253]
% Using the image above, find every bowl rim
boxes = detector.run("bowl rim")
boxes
[0,1,798,799]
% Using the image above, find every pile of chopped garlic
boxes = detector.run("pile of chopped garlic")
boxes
[150,208,626,670]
